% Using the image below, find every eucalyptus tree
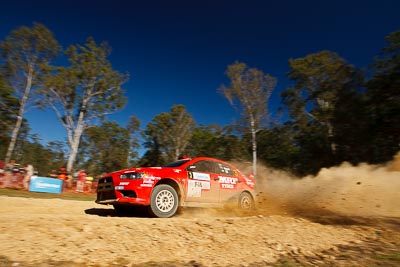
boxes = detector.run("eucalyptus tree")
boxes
[256,124,301,174]
[127,115,141,166]
[219,61,276,178]
[0,75,19,154]
[366,30,400,162]
[83,121,130,176]
[143,104,195,163]
[186,124,247,160]
[18,135,54,175]
[185,124,222,157]
[46,141,66,169]
[283,51,362,160]
[40,38,128,172]
[0,23,60,166]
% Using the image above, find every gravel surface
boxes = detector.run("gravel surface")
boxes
[2,154,400,266]
[1,196,399,267]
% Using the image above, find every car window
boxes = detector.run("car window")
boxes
[216,162,237,176]
[163,159,191,167]
[188,160,215,173]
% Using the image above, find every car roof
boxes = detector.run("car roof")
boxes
[190,157,234,165]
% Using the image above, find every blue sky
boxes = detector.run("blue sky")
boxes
[2,0,400,146]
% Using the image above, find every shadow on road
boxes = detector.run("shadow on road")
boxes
[84,207,150,218]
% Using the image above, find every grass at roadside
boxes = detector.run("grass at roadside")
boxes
[374,252,400,262]
[0,188,96,201]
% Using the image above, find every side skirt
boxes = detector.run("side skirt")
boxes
[180,202,224,208]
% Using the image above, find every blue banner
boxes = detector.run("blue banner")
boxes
[29,176,63,194]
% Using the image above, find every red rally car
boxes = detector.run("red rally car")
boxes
[96,157,256,218]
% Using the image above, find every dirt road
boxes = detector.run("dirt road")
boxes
[0,195,399,267]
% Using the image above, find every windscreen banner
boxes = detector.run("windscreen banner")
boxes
[29,176,63,194]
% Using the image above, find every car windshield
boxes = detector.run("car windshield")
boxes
[163,159,191,167]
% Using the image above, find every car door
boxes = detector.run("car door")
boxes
[215,162,242,202]
[185,160,220,203]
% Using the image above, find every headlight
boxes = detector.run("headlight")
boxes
[119,172,146,180]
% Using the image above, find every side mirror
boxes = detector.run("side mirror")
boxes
[187,165,196,170]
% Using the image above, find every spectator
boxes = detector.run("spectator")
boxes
[66,174,73,189]
[76,169,87,193]
[5,160,15,172]
[58,167,68,191]
[48,170,58,178]
[23,163,34,190]
[58,168,67,180]
[1,160,15,188]
[0,160,5,171]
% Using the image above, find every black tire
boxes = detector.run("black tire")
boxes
[238,191,255,210]
[149,184,179,218]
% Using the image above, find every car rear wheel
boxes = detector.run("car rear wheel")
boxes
[149,184,179,218]
[238,191,255,210]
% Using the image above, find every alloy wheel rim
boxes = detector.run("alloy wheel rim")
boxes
[155,190,175,212]
[241,196,251,209]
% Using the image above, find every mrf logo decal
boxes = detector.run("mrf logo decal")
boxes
[218,176,238,189]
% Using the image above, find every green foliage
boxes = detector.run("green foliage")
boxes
[3,134,66,176]
[365,30,400,163]
[330,84,370,164]
[40,37,129,172]
[18,136,61,176]
[0,23,61,164]
[271,31,399,175]
[142,104,195,165]
[219,61,276,177]
[220,61,276,130]
[1,23,399,179]
[281,50,365,172]
[0,74,18,154]
[82,121,130,176]
[41,37,128,122]
[0,22,61,81]
[257,124,300,173]
[185,125,222,157]
[45,141,67,169]
[138,141,165,167]
[127,115,141,165]
[185,125,248,161]
[284,50,362,129]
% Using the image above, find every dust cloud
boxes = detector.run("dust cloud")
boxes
[236,152,400,218]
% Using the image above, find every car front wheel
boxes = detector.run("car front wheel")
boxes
[149,184,179,218]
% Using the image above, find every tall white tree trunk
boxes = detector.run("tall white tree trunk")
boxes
[4,65,33,166]
[327,121,336,155]
[66,110,85,173]
[5,115,23,165]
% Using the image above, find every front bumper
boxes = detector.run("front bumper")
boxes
[95,176,151,206]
